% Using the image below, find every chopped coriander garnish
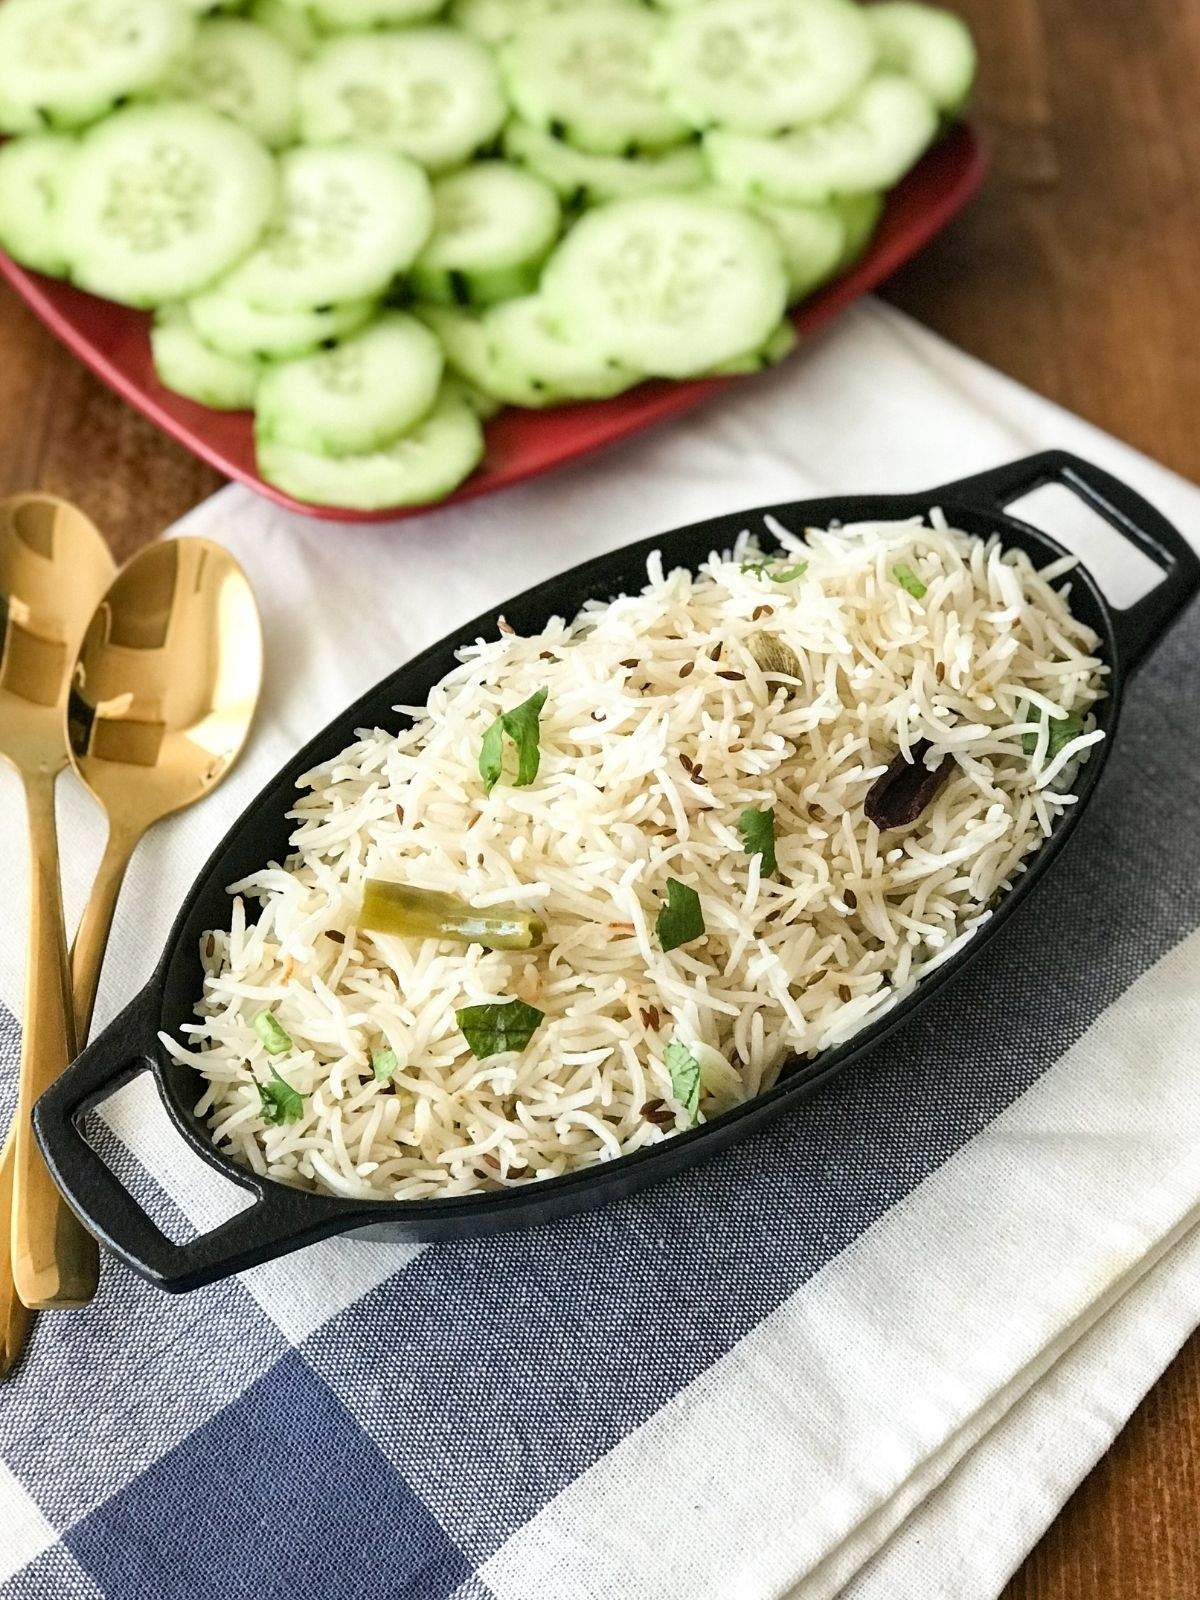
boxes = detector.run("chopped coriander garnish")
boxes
[253,1009,292,1054]
[741,557,807,583]
[738,807,778,876]
[892,563,927,600]
[457,998,545,1060]
[372,1048,398,1083]
[656,878,705,952]
[1022,710,1084,760]
[479,686,548,795]
[664,1040,701,1122]
[256,1065,303,1125]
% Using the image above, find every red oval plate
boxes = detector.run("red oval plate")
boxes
[0,125,985,524]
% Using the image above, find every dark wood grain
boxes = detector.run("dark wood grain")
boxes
[1,1,1198,1591]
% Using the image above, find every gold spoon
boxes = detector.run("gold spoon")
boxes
[0,495,115,1316]
[65,537,263,1045]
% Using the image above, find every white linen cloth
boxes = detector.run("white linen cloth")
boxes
[2,299,1198,1599]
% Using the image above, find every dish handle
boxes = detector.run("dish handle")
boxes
[940,449,1200,672]
[33,988,365,1292]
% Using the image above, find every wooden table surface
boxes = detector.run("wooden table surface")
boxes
[2,0,1199,1592]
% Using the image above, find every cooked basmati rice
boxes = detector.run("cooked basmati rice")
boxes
[165,512,1107,1201]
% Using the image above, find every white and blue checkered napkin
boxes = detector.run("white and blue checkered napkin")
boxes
[2,301,1200,1600]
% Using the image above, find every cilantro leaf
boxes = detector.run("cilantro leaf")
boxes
[738,807,777,876]
[457,998,545,1060]
[1022,710,1084,760]
[741,557,807,583]
[257,1065,303,1125]
[253,1009,292,1054]
[665,1040,701,1122]
[372,1047,398,1082]
[479,687,548,794]
[656,878,705,952]
[892,563,927,600]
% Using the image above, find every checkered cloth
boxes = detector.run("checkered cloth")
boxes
[3,303,1200,1600]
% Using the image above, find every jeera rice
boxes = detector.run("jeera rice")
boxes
[165,511,1106,1201]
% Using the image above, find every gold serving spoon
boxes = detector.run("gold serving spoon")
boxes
[65,537,263,1043]
[0,495,115,1316]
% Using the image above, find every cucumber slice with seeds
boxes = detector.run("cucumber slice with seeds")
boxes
[452,0,641,46]
[297,29,507,172]
[659,0,876,135]
[256,311,444,454]
[500,8,689,156]
[703,74,937,203]
[161,17,297,147]
[256,383,484,509]
[223,144,432,311]
[867,3,977,114]
[187,287,376,358]
[152,305,261,408]
[0,0,195,131]
[483,294,641,400]
[0,134,75,276]
[60,102,276,308]
[410,162,561,307]
[502,119,706,206]
[540,194,787,378]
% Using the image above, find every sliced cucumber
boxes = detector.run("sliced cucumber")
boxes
[0,135,75,277]
[60,103,276,308]
[453,0,641,46]
[834,189,884,267]
[484,294,641,400]
[298,0,445,23]
[659,0,876,135]
[248,0,322,56]
[751,198,846,301]
[161,17,297,147]
[256,383,484,509]
[152,305,261,408]
[256,311,444,454]
[539,194,787,378]
[500,8,690,156]
[704,74,937,203]
[223,144,432,311]
[867,2,977,113]
[410,162,560,307]
[503,119,706,206]
[0,0,195,131]
[187,288,376,359]
[297,29,507,172]
[707,316,795,373]
[416,302,549,406]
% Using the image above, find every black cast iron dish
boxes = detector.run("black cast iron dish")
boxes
[34,451,1200,1291]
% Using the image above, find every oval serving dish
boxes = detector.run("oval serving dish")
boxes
[34,450,1200,1290]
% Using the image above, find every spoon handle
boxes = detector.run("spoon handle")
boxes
[10,769,100,1310]
[0,1140,34,1378]
[71,827,138,1047]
